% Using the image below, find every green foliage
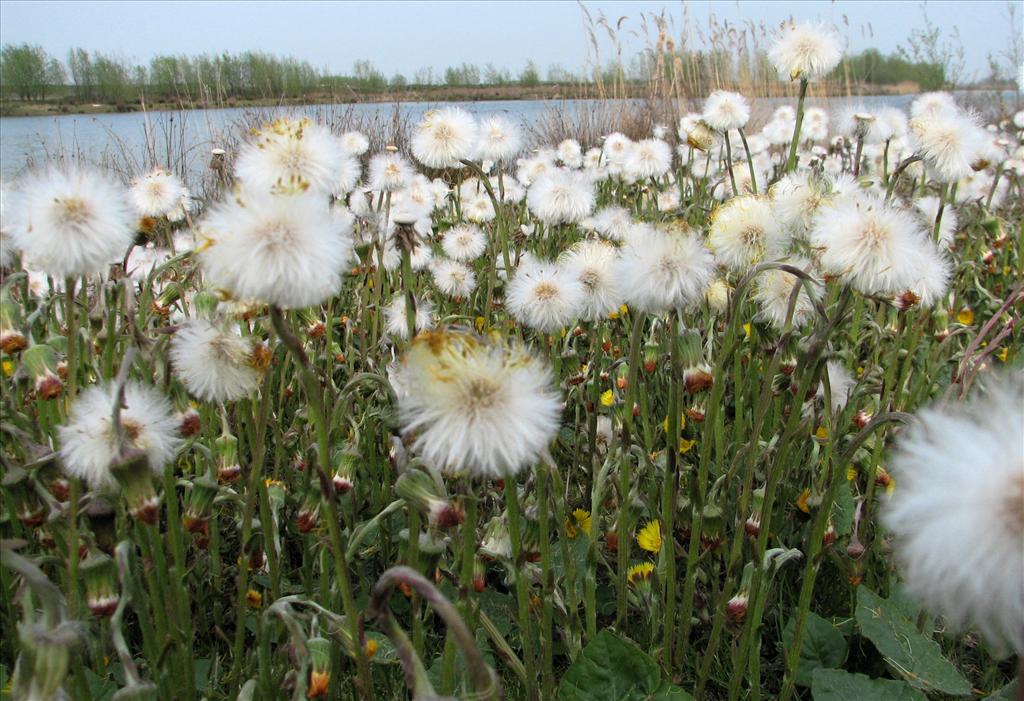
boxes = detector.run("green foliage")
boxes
[557,631,693,701]
[855,588,973,696]
[782,612,848,687]
[811,669,927,701]
[0,43,64,100]
[519,60,541,87]
[832,49,947,90]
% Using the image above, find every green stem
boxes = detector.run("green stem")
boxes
[785,79,809,173]
[505,476,538,701]
[661,311,681,671]
[268,305,374,701]
[615,312,646,627]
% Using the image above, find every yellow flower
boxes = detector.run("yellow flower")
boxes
[600,389,615,407]
[1,360,13,377]
[846,466,857,481]
[573,508,592,535]
[608,308,620,320]
[956,308,974,325]
[567,508,592,538]
[627,562,655,585]
[796,489,811,514]
[678,438,696,454]
[619,304,629,316]
[815,425,829,440]
[997,347,1009,362]
[475,316,486,332]
[743,323,752,338]
[662,414,686,434]
[365,639,380,659]
[246,589,263,608]
[637,520,662,553]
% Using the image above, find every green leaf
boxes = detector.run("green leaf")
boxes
[855,588,972,696]
[557,630,694,701]
[782,612,848,687]
[984,679,1019,700]
[811,669,927,701]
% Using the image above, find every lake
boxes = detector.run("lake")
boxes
[1,93,1016,187]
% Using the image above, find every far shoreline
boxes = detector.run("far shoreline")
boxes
[4,81,1009,119]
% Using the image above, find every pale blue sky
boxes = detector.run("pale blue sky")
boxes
[1,1,1020,79]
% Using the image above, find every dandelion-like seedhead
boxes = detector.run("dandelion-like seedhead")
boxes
[197,190,353,309]
[505,258,584,332]
[170,318,268,402]
[708,195,789,271]
[9,166,135,277]
[617,222,715,313]
[130,168,190,219]
[235,117,350,196]
[392,328,562,477]
[768,21,842,81]
[59,382,182,489]
[412,107,479,169]
[883,373,1024,654]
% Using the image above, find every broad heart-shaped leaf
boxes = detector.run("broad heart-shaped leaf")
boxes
[855,588,972,696]
[557,630,694,701]
[782,612,848,687]
[984,679,1019,699]
[811,669,927,701]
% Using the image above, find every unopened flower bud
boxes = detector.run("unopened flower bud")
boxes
[178,408,201,437]
[183,470,219,536]
[81,552,119,617]
[726,594,749,624]
[23,344,63,399]
[296,489,321,534]
[110,451,159,524]
[306,636,332,698]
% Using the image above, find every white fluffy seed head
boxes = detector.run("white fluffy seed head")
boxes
[708,195,789,271]
[616,222,715,313]
[702,91,751,132]
[624,139,673,180]
[197,191,352,309]
[476,115,524,163]
[367,152,414,192]
[170,318,267,402]
[882,372,1024,654]
[914,195,957,247]
[505,258,584,332]
[768,21,843,81]
[810,192,930,297]
[130,169,190,218]
[392,328,562,477]
[771,174,829,235]
[752,258,820,329]
[234,117,350,196]
[385,295,435,340]
[412,107,479,168]
[58,382,182,489]
[526,168,596,225]
[557,139,584,168]
[431,258,476,299]
[909,109,989,183]
[9,166,135,277]
[441,224,487,262]
[582,206,634,241]
[559,239,622,322]
[340,131,370,156]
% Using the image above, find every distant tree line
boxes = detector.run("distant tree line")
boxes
[831,49,947,91]
[0,44,592,104]
[0,42,974,104]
